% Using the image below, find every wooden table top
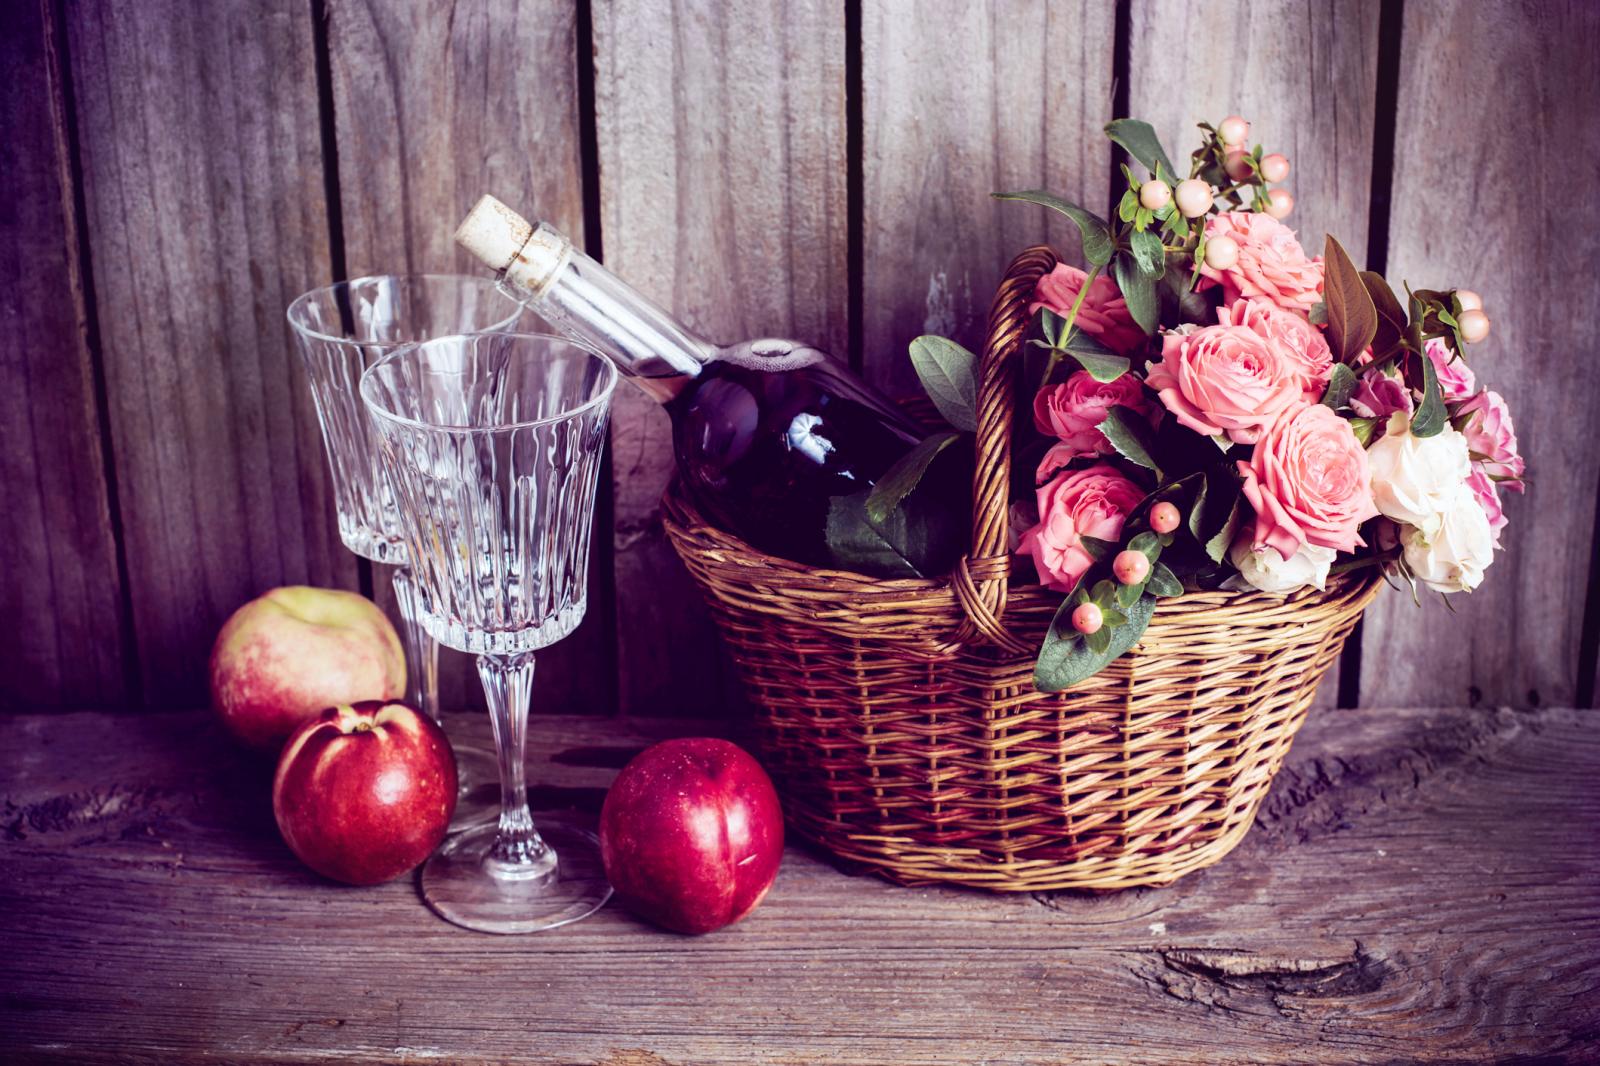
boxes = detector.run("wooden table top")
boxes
[3,704,1595,1064]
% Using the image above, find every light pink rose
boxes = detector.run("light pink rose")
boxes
[1144,323,1303,444]
[1032,371,1155,458]
[1425,337,1477,400]
[1219,296,1333,398]
[1456,389,1526,489]
[1237,401,1379,558]
[1199,212,1324,315]
[1350,366,1413,420]
[1465,467,1507,548]
[1017,464,1145,594]
[1030,264,1146,356]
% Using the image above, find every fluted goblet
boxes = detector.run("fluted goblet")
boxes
[361,331,616,934]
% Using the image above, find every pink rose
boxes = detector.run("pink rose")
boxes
[1220,296,1333,397]
[1199,212,1324,315]
[1425,337,1477,399]
[1144,323,1303,444]
[1237,401,1379,557]
[1466,467,1507,548]
[1032,371,1154,458]
[1456,389,1526,489]
[1030,264,1146,356]
[1350,366,1413,420]
[1017,464,1145,593]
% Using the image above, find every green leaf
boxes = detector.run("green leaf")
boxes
[1059,330,1130,382]
[1128,530,1161,559]
[1098,406,1161,475]
[1321,363,1358,409]
[1104,119,1177,178]
[1411,346,1447,438]
[1349,416,1377,447]
[1079,535,1117,562]
[864,430,962,524]
[1113,255,1159,335]
[908,335,978,432]
[1085,625,1112,655]
[992,191,1114,266]
[1033,593,1157,692]
[1323,234,1378,365]
[825,493,922,578]
[1116,579,1144,609]
[1146,561,1183,598]
[1308,301,1328,327]
[1128,228,1166,279]
[1204,497,1245,564]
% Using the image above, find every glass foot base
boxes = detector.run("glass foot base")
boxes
[420,818,612,934]
[446,736,501,833]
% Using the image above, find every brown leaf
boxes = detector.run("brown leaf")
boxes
[1324,235,1378,364]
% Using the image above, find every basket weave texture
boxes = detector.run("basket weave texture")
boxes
[663,245,1382,891]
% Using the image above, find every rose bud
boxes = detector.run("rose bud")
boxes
[1139,179,1172,211]
[1174,179,1213,219]
[1259,153,1290,183]
[1218,115,1250,147]
[1458,308,1491,343]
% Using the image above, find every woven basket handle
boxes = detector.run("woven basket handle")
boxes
[951,245,1059,653]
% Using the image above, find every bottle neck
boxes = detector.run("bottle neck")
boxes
[496,223,716,384]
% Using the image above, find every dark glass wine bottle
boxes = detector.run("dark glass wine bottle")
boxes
[455,195,923,566]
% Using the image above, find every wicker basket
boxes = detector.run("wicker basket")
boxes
[662,244,1383,892]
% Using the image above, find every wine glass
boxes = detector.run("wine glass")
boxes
[361,331,617,933]
[287,275,521,829]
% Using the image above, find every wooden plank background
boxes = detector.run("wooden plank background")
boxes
[5,0,1598,716]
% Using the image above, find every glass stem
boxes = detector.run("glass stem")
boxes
[390,565,440,723]
[476,652,557,879]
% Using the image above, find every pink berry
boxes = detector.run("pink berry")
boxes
[1223,149,1253,182]
[1458,308,1491,343]
[1218,115,1250,147]
[1259,153,1290,183]
[1150,502,1182,535]
[1174,178,1213,219]
[1071,603,1103,635]
[1265,188,1294,219]
[1139,179,1172,211]
[1113,550,1151,586]
[1456,289,1483,312]
[1203,235,1239,271]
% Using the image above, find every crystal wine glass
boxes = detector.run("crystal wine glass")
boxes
[287,275,521,829]
[361,331,617,933]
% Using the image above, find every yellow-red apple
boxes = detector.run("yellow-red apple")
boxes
[210,586,406,751]
[273,700,457,885]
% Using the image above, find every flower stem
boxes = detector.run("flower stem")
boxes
[1041,263,1102,387]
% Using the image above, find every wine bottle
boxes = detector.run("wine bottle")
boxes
[454,195,925,567]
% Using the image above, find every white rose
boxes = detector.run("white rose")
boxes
[1228,538,1337,595]
[1366,412,1471,534]
[1401,486,1495,593]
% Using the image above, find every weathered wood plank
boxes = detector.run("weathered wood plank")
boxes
[65,0,355,707]
[325,0,611,716]
[1359,0,1600,707]
[860,0,1115,397]
[1129,0,1380,708]
[593,0,848,716]
[0,0,127,709]
[0,704,1594,1063]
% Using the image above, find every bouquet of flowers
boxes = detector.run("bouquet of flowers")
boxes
[851,115,1524,691]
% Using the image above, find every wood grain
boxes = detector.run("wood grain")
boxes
[0,0,126,709]
[325,0,612,716]
[1128,0,1381,709]
[65,0,354,707]
[1359,0,1600,708]
[592,0,848,716]
[860,0,1115,397]
[1,704,1594,1063]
